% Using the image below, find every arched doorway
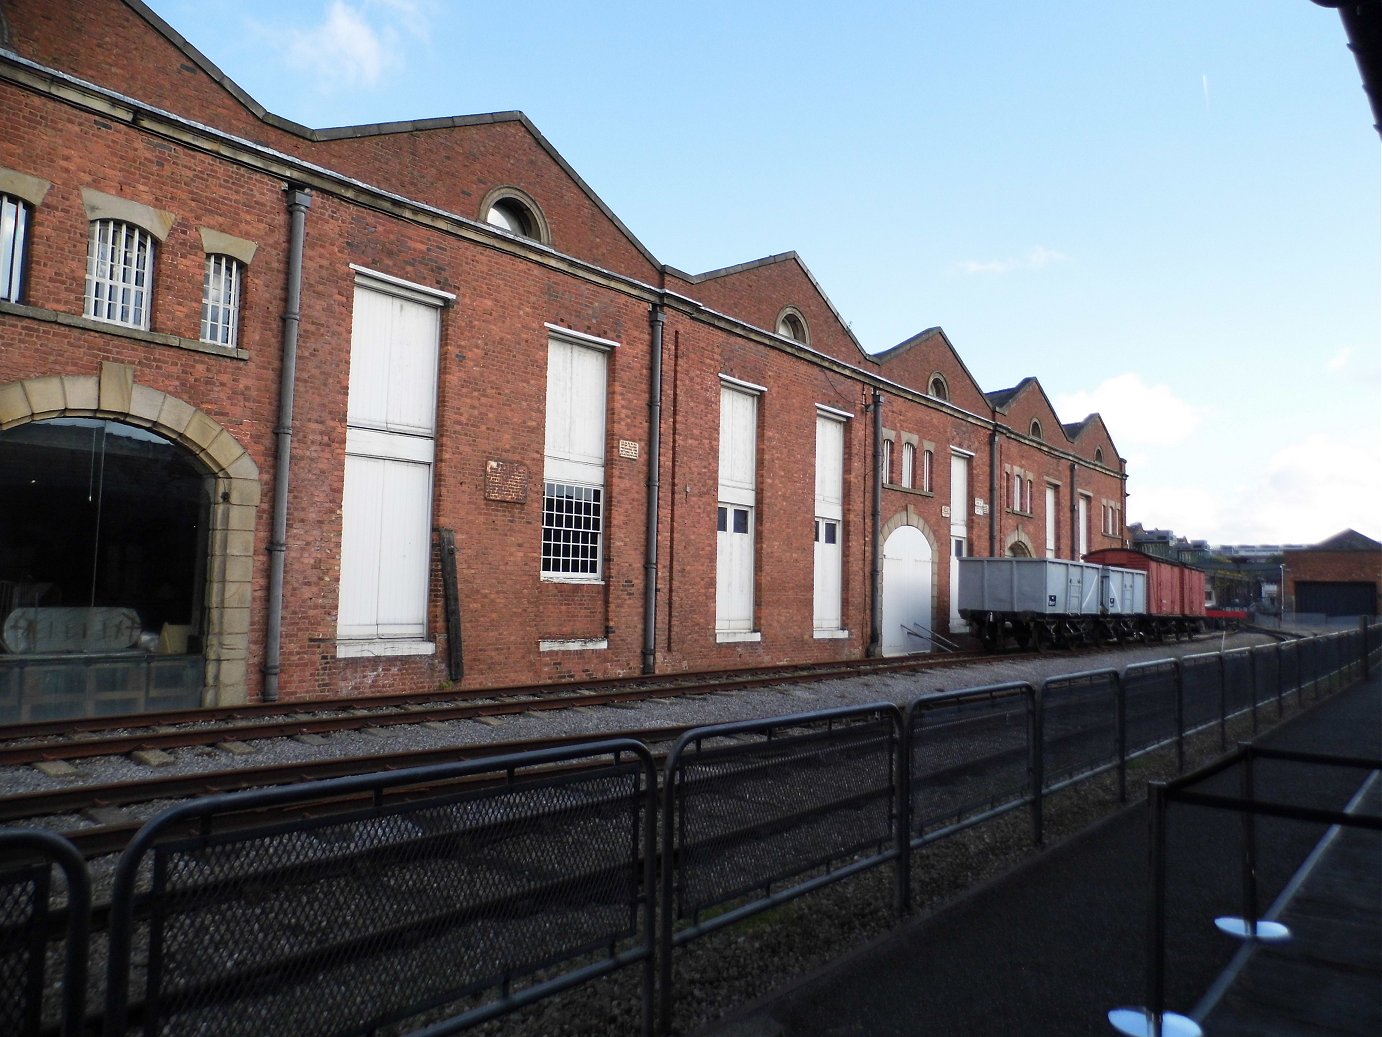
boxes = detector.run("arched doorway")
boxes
[881,525,933,655]
[0,366,260,720]
[0,419,210,719]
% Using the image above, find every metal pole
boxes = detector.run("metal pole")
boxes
[1148,781,1168,1035]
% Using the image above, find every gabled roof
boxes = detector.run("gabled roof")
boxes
[873,326,988,408]
[1304,529,1382,552]
[985,378,1036,412]
[669,252,871,362]
[116,2,659,270]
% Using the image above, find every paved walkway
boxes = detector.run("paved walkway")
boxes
[704,671,1382,1037]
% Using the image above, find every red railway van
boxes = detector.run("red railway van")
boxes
[1082,548,1206,618]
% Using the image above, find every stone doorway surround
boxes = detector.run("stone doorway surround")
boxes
[0,362,259,705]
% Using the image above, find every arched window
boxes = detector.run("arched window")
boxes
[1094,447,1105,465]
[901,442,915,488]
[921,448,933,492]
[86,219,154,329]
[928,375,949,401]
[776,307,809,344]
[1030,419,1043,440]
[480,187,549,244]
[881,437,893,484]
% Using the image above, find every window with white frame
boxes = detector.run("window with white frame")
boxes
[85,219,154,329]
[1011,471,1022,511]
[200,254,243,347]
[922,448,934,493]
[337,273,448,654]
[717,382,759,636]
[901,441,915,489]
[814,411,846,632]
[881,436,893,485]
[543,332,610,579]
[1025,478,1034,514]
[1,193,30,302]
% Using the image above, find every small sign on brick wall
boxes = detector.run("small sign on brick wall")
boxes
[618,439,640,459]
[485,459,529,503]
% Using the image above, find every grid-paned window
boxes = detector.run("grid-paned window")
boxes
[542,481,603,575]
[1,193,30,302]
[200,254,243,347]
[543,335,610,580]
[85,219,153,328]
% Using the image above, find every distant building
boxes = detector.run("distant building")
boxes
[1284,530,1382,618]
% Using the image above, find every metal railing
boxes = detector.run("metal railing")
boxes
[103,739,657,1037]
[0,829,90,1037]
[1111,745,1382,1037]
[9,623,1376,1036]
[657,704,903,1033]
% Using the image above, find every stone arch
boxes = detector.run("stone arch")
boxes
[0,362,259,706]
[1004,529,1035,557]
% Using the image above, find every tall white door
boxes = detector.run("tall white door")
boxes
[949,453,969,627]
[882,526,933,655]
[1045,484,1058,558]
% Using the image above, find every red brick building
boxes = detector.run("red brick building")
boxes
[0,0,1128,719]
[1284,530,1382,617]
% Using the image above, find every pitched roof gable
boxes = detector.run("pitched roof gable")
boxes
[873,327,988,411]
[669,252,873,365]
[1308,529,1382,552]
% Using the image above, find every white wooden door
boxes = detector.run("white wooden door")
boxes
[882,525,932,655]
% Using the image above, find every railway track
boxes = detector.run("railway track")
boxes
[0,652,1012,768]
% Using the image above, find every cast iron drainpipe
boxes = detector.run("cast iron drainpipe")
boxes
[263,185,312,702]
[868,389,883,656]
[641,304,665,674]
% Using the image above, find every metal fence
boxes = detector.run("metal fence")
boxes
[9,624,1377,1037]
[657,705,902,1033]
[0,829,89,1037]
[104,740,657,1037]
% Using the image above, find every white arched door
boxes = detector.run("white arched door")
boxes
[882,525,933,655]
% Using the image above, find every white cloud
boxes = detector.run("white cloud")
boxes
[1325,347,1352,374]
[276,1,432,92]
[953,245,1069,275]
[1054,373,1201,448]
[1128,431,1382,545]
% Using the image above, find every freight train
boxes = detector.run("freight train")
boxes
[957,549,1206,650]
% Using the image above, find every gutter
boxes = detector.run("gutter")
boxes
[642,303,665,674]
[262,185,311,701]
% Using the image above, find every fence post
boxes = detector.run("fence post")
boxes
[1214,747,1290,944]
[1362,616,1373,680]
[1174,659,1186,774]
[896,710,912,916]
[1216,653,1228,751]
[1248,648,1259,736]
[1115,670,1128,804]
[1030,683,1044,846]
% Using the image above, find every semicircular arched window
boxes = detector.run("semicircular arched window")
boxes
[929,374,949,402]
[480,187,550,245]
[1094,447,1104,465]
[776,307,809,344]
[1030,419,1043,440]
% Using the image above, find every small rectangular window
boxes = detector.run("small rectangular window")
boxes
[201,253,243,347]
[718,506,728,532]
[1,193,31,303]
[85,219,154,329]
[823,520,837,545]
[733,508,749,534]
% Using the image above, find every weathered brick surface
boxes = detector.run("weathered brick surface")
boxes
[0,0,1133,705]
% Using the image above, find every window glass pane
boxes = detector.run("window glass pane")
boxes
[733,508,749,534]
[1,194,28,302]
[542,481,602,576]
[824,521,837,545]
[200,254,242,347]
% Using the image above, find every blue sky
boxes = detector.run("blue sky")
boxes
[157,0,1380,546]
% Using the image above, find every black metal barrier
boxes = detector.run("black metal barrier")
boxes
[0,829,90,1037]
[657,705,902,1034]
[104,739,657,1037]
[1111,745,1382,1037]
[11,627,1376,1036]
